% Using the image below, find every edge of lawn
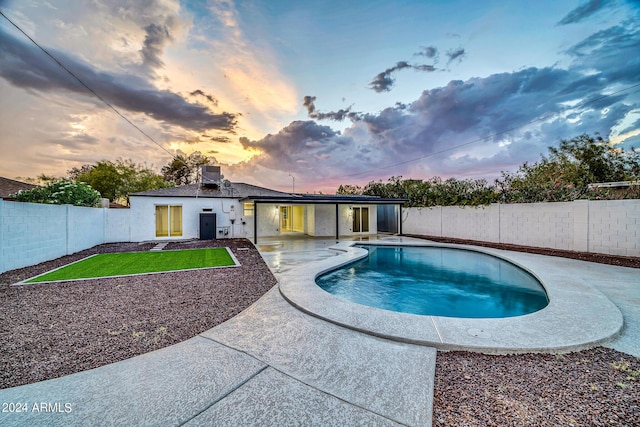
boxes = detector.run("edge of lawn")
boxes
[16,247,240,285]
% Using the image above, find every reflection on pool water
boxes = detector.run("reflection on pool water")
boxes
[315,245,549,318]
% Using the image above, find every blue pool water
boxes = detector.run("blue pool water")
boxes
[316,245,549,318]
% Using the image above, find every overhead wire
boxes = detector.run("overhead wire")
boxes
[0,9,176,159]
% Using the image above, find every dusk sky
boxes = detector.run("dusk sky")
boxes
[1,0,639,193]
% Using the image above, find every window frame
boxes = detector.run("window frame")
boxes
[155,204,183,237]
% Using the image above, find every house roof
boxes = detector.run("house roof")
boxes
[242,194,408,205]
[130,182,291,199]
[0,177,38,198]
[130,182,408,204]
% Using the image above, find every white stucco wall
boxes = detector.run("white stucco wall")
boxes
[128,196,245,241]
[403,200,640,256]
[306,205,316,235]
[313,204,337,237]
[255,203,280,237]
[338,205,377,236]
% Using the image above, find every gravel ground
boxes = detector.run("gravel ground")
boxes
[434,349,640,426]
[0,239,276,390]
[1,238,638,425]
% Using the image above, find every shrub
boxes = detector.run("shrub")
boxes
[14,179,101,207]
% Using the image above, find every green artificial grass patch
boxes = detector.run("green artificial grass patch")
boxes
[26,248,236,283]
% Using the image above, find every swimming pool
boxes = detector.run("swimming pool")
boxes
[316,245,548,318]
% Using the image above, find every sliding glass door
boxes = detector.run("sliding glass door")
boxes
[279,205,304,233]
[352,207,369,233]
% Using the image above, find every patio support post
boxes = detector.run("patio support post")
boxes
[254,201,258,244]
[335,203,339,240]
[398,203,403,235]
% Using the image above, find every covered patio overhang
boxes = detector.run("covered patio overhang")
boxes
[241,194,408,243]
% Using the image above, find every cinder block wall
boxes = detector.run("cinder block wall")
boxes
[588,200,640,256]
[442,205,500,242]
[403,200,640,257]
[498,202,575,250]
[0,200,105,274]
[0,200,67,273]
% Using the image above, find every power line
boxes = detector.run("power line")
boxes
[0,9,176,159]
[330,81,640,180]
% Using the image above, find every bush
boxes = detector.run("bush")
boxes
[14,179,101,207]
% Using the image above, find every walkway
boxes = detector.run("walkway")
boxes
[0,236,637,426]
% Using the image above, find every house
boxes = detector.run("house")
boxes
[129,166,407,242]
[0,176,38,199]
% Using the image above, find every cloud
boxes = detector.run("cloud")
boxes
[369,61,413,92]
[415,45,438,59]
[140,22,174,69]
[369,45,460,92]
[302,96,317,115]
[209,136,231,143]
[191,89,219,106]
[302,96,363,122]
[65,0,188,73]
[566,22,640,83]
[231,22,639,191]
[369,60,440,93]
[0,27,238,133]
[239,121,347,168]
[558,0,613,25]
[413,64,438,72]
[445,48,466,66]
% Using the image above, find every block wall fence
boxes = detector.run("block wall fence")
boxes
[403,199,640,257]
[1,199,639,274]
[0,200,127,274]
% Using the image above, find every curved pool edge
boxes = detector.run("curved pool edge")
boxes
[278,239,624,354]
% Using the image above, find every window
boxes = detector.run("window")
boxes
[155,205,182,237]
[243,202,254,217]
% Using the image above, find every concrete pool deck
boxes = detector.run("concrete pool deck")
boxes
[0,235,638,426]
[279,236,630,353]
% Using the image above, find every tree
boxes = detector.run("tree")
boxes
[161,152,211,185]
[71,159,169,204]
[497,134,640,202]
[14,179,100,207]
[342,134,640,207]
[336,184,363,195]
[358,176,499,207]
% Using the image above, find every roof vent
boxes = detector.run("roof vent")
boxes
[201,165,222,188]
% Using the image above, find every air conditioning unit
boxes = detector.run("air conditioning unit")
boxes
[201,165,221,187]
